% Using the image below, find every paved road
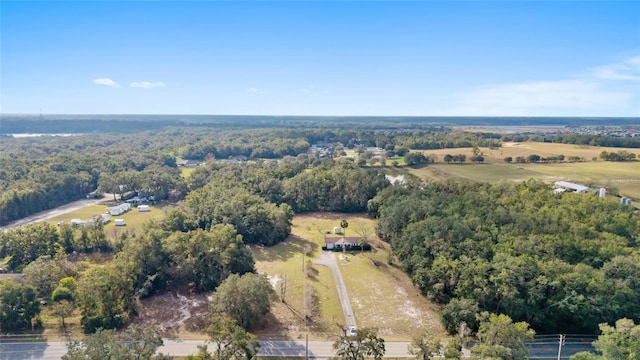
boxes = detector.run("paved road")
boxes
[0,197,107,231]
[0,340,413,359]
[0,339,595,359]
[313,251,356,327]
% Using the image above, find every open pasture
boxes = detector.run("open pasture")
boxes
[409,142,640,199]
[416,142,640,163]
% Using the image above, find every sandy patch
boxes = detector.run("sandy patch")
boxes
[135,291,211,333]
[268,274,281,290]
[395,286,422,321]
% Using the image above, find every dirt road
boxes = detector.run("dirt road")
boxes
[0,197,107,231]
[313,250,356,328]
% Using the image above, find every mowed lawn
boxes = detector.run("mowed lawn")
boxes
[252,213,445,341]
[409,143,640,199]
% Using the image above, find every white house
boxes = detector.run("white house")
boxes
[325,237,363,250]
[554,181,589,193]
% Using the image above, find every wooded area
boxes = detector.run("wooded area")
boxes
[372,179,639,334]
[1,124,638,344]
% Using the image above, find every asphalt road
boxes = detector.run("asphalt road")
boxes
[312,251,356,327]
[0,340,412,359]
[0,339,594,359]
[0,197,107,231]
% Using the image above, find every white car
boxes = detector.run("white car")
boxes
[349,326,357,336]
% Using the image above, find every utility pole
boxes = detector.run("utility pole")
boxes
[305,333,309,360]
[557,334,565,360]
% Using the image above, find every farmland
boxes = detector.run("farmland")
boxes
[408,142,640,199]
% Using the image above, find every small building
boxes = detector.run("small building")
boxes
[108,203,131,216]
[126,196,147,206]
[114,219,126,226]
[554,181,589,193]
[333,227,341,234]
[70,219,85,226]
[621,197,633,206]
[599,188,606,198]
[178,160,201,167]
[325,237,363,250]
[138,205,150,212]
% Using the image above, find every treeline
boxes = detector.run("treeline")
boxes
[500,133,640,148]
[544,133,640,148]
[371,179,640,334]
[180,136,310,160]
[600,150,637,161]
[503,154,580,163]
[0,134,184,226]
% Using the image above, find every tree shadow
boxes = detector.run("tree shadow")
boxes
[253,311,294,340]
[251,235,320,263]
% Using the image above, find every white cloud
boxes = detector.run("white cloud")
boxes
[247,87,270,94]
[129,81,166,89]
[592,56,640,81]
[444,55,639,116]
[301,85,316,93]
[93,78,120,88]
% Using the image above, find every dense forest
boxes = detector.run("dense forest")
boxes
[371,179,640,334]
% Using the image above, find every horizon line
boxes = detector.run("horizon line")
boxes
[2,113,639,119]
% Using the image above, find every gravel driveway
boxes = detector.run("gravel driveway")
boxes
[313,250,356,328]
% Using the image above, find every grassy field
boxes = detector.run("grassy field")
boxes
[252,213,445,341]
[417,142,640,163]
[407,142,640,199]
[180,167,197,178]
[46,202,170,237]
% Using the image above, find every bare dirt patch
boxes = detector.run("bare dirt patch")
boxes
[133,290,211,337]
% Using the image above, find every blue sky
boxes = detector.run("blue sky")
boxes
[1,1,639,116]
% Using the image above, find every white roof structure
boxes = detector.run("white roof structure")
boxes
[554,181,589,193]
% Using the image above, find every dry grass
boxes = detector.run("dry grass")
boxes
[180,167,197,178]
[40,307,84,340]
[252,213,445,341]
[407,143,640,199]
[416,142,640,164]
[336,245,445,340]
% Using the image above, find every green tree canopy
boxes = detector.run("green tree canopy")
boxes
[199,315,261,360]
[0,280,40,332]
[62,325,164,360]
[210,273,275,330]
[570,318,640,360]
[332,327,386,360]
[470,313,535,360]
